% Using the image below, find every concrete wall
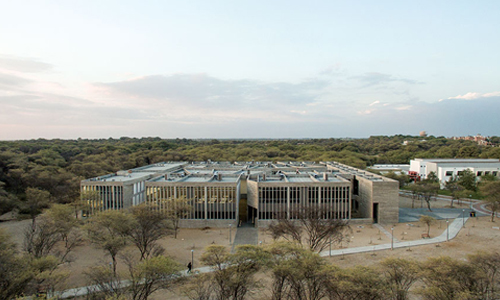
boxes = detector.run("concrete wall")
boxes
[354,176,399,224]
[371,180,399,224]
[179,219,237,228]
[247,179,259,209]
[256,217,373,229]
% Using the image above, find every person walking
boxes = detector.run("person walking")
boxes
[187,262,192,274]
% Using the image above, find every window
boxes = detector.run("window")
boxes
[445,171,453,176]
[493,171,498,176]
[477,171,483,176]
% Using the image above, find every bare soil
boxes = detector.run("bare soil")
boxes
[1,196,499,299]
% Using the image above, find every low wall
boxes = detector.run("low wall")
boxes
[179,219,237,228]
[256,217,374,229]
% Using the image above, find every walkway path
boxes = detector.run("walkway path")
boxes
[319,217,468,257]
[231,223,258,253]
[373,224,400,243]
[59,217,468,299]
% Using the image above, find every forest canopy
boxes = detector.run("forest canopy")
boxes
[0,135,498,215]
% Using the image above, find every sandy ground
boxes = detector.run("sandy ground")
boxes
[1,196,500,299]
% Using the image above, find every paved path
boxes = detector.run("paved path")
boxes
[231,224,258,252]
[58,216,468,299]
[319,217,468,257]
[373,223,400,243]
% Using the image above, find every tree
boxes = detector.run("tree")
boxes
[23,204,83,262]
[267,205,350,252]
[182,273,214,300]
[407,184,421,209]
[0,229,33,300]
[0,181,17,215]
[123,254,181,300]
[164,196,192,239]
[24,187,51,229]
[458,169,477,192]
[29,255,69,297]
[84,265,126,299]
[85,210,135,276]
[419,215,436,237]
[325,265,386,300]
[128,204,172,260]
[468,251,500,298]
[200,244,265,300]
[480,181,500,222]
[418,256,485,300]
[384,172,410,188]
[23,214,60,258]
[380,258,420,300]
[445,176,462,208]
[45,204,84,262]
[264,242,329,300]
[417,182,439,212]
[426,172,439,183]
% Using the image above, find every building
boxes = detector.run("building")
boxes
[367,164,410,175]
[409,158,500,187]
[451,134,492,146]
[81,161,399,226]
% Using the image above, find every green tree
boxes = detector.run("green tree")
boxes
[23,204,83,262]
[85,210,135,276]
[468,251,500,298]
[417,182,440,211]
[123,254,181,300]
[164,196,192,239]
[325,265,386,300]
[264,242,329,300]
[418,256,485,300]
[458,169,477,192]
[200,244,265,300]
[420,215,436,236]
[480,181,500,222]
[0,229,33,300]
[128,204,172,260]
[380,258,420,300]
[24,187,51,229]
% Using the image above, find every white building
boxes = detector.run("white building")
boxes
[409,158,500,187]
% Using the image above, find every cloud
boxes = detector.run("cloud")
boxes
[0,72,33,89]
[93,74,330,116]
[354,72,421,87]
[0,55,52,73]
[441,91,500,101]
[369,100,380,106]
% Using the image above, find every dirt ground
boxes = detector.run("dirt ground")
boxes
[1,196,500,298]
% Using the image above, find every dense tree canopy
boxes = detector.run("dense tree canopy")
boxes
[0,135,498,215]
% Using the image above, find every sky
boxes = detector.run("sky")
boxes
[0,0,499,140]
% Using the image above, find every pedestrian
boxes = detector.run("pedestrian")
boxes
[187,261,192,273]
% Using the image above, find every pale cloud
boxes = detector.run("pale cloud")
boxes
[0,56,52,73]
[369,100,380,106]
[440,91,500,101]
[396,105,412,111]
[354,72,421,87]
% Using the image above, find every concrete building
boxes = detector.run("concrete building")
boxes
[409,158,500,187]
[81,161,399,226]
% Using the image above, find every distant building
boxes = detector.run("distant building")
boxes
[409,158,500,187]
[451,134,492,146]
[81,161,399,226]
[368,164,410,175]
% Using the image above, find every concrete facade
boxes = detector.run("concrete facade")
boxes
[81,161,399,226]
